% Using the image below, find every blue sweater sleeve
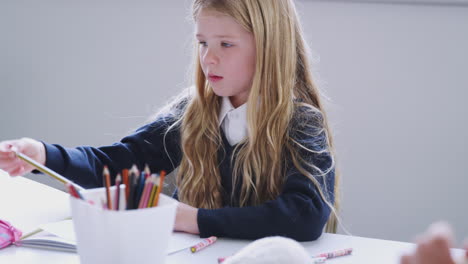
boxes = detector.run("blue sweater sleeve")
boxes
[42,116,181,188]
[197,110,335,242]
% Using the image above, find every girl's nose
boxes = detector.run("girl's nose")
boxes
[203,48,219,65]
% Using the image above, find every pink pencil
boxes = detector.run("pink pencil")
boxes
[138,176,153,209]
[313,248,353,259]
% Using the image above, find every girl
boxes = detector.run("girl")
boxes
[0,0,339,241]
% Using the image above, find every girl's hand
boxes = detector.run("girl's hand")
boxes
[0,138,46,176]
[174,202,200,235]
[400,222,457,264]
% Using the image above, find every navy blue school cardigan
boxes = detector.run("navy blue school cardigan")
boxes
[42,106,335,242]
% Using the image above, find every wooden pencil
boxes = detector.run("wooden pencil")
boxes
[122,168,129,202]
[153,170,166,207]
[135,170,146,207]
[138,176,152,209]
[114,174,121,211]
[103,166,112,210]
[148,174,159,208]
[14,151,84,191]
[127,165,139,209]
[126,168,135,210]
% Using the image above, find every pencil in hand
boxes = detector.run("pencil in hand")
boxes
[14,151,84,191]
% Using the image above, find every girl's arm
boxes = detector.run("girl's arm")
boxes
[196,164,334,241]
[42,116,182,188]
[196,113,335,241]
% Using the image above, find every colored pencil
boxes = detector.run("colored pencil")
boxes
[103,166,112,210]
[126,168,135,210]
[138,176,152,209]
[122,168,129,202]
[14,151,84,191]
[153,170,166,207]
[190,236,217,253]
[127,165,139,209]
[148,174,160,207]
[135,169,146,207]
[114,174,121,211]
[313,248,353,259]
[143,176,157,208]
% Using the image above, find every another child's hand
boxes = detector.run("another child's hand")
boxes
[0,138,46,176]
[400,222,458,264]
[174,202,199,235]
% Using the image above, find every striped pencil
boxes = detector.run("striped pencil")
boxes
[313,248,353,259]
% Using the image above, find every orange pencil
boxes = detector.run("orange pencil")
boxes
[103,166,112,210]
[122,169,129,202]
[153,170,166,207]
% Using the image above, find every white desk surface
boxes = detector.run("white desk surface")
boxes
[0,171,465,264]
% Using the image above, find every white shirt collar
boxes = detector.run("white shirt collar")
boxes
[218,96,248,145]
[218,96,234,126]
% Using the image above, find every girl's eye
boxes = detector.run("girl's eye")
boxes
[198,41,207,47]
[221,42,233,47]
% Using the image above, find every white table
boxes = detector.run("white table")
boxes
[0,171,465,263]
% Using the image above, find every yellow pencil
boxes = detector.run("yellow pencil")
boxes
[14,151,84,191]
[148,174,159,208]
[153,171,166,207]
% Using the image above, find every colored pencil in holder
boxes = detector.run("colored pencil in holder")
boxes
[138,176,153,209]
[148,174,159,207]
[153,170,166,207]
[103,166,112,210]
[122,168,129,202]
[126,168,135,210]
[135,169,146,207]
[114,174,121,211]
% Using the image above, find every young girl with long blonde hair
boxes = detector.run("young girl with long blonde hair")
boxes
[0,0,339,241]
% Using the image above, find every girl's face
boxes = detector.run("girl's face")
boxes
[196,9,256,108]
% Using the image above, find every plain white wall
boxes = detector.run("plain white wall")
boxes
[1,0,467,244]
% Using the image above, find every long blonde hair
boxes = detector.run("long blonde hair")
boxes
[171,0,340,233]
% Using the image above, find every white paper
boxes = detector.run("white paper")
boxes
[40,219,76,242]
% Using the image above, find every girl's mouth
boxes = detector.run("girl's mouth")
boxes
[208,74,223,82]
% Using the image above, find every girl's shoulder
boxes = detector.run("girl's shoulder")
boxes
[289,102,327,151]
[291,102,324,131]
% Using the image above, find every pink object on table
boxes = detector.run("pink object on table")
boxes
[0,219,22,249]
